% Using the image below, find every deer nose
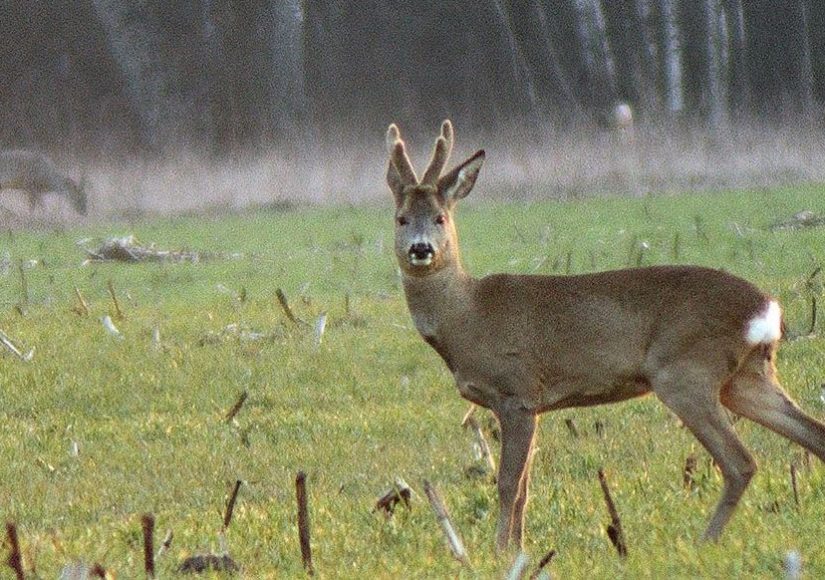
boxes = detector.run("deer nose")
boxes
[409,242,434,260]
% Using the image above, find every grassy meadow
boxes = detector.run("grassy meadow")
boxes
[1,185,825,578]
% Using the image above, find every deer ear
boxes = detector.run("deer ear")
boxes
[439,150,485,202]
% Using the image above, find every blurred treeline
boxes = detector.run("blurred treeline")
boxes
[1,1,823,155]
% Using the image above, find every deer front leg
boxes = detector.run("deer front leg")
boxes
[494,400,537,552]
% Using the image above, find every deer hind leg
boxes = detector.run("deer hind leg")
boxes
[721,358,825,462]
[653,366,757,542]
[494,401,537,552]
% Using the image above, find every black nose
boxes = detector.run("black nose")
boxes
[409,242,434,259]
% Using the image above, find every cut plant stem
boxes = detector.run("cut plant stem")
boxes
[463,415,496,477]
[791,463,800,507]
[0,329,33,361]
[224,391,248,423]
[107,279,125,319]
[296,471,314,575]
[156,529,173,560]
[423,480,470,566]
[18,261,28,306]
[529,548,556,580]
[5,522,24,580]
[598,468,627,557]
[276,288,304,326]
[74,286,90,316]
[142,513,155,578]
[460,404,477,427]
[223,480,243,529]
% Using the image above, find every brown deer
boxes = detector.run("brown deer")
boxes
[385,119,825,551]
[0,150,87,215]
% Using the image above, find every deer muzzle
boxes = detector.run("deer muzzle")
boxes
[408,242,435,266]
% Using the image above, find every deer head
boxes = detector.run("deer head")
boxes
[386,120,484,277]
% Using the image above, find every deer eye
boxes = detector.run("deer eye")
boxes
[435,214,446,225]
[397,216,408,226]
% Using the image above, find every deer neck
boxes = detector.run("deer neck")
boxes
[401,262,474,339]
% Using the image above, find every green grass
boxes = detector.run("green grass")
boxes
[2,185,825,578]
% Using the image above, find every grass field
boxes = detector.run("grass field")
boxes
[2,185,825,578]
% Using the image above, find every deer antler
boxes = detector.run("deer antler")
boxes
[421,120,454,185]
[386,124,418,185]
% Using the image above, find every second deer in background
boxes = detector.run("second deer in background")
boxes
[0,150,87,216]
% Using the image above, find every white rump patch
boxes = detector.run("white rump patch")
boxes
[745,300,782,344]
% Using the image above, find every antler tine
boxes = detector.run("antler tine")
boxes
[386,124,400,154]
[441,119,454,154]
[421,119,454,185]
[386,124,418,185]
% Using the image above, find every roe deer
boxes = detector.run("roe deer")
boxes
[385,120,825,551]
[0,150,87,215]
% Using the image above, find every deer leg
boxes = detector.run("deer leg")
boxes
[494,401,537,552]
[722,374,825,462]
[509,427,536,548]
[654,369,757,542]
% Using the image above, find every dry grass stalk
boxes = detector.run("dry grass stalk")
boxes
[296,471,314,575]
[156,529,173,560]
[73,287,90,316]
[107,279,124,320]
[276,288,303,326]
[598,469,627,557]
[790,463,800,507]
[529,548,556,579]
[224,391,249,423]
[460,404,477,427]
[223,480,243,530]
[0,329,33,361]
[17,261,28,306]
[808,295,817,336]
[422,480,470,566]
[463,415,496,477]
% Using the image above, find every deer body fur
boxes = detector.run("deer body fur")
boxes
[0,149,87,215]
[386,120,825,552]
